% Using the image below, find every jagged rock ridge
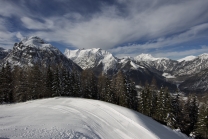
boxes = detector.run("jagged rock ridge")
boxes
[4,36,82,72]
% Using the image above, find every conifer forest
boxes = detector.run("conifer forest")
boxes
[0,62,208,138]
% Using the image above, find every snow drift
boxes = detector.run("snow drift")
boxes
[0,97,189,139]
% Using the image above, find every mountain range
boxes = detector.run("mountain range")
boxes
[65,48,208,93]
[1,36,208,93]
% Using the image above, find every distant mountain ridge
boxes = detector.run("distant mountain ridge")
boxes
[65,48,208,93]
[64,48,118,74]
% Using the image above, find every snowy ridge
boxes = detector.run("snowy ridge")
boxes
[134,53,168,61]
[64,48,118,73]
[177,55,197,62]
[0,97,189,139]
[198,53,208,59]
[130,61,144,69]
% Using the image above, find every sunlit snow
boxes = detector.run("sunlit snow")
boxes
[0,97,189,139]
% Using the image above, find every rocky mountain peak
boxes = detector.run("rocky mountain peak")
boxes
[3,36,81,72]
[64,48,118,74]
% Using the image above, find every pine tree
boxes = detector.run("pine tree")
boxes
[0,62,13,103]
[195,104,208,138]
[189,96,199,134]
[12,66,29,102]
[97,74,107,101]
[81,70,97,99]
[128,81,138,110]
[61,69,70,96]
[155,87,165,122]
[81,70,90,98]
[113,71,128,107]
[52,68,61,96]
[167,92,182,129]
[72,71,82,97]
[105,77,115,103]
[45,66,53,97]
[0,66,5,103]
[138,87,147,114]
[89,71,98,99]
[180,95,198,135]
[27,64,44,99]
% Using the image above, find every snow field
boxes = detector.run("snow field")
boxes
[0,97,189,139]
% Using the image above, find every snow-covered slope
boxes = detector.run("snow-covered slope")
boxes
[134,54,178,73]
[64,48,118,74]
[4,36,81,71]
[117,57,176,90]
[0,97,189,139]
[174,53,208,77]
[134,53,166,61]
[179,68,208,92]
[177,55,197,62]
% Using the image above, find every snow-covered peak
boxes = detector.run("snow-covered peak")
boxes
[198,53,208,59]
[64,48,118,72]
[177,55,197,62]
[20,36,52,49]
[64,49,80,60]
[4,36,81,71]
[134,53,167,61]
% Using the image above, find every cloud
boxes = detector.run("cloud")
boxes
[0,31,16,49]
[16,32,24,40]
[109,23,208,56]
[154,45,208,60]
[21,17,54,30]
[0,18,16,49]
[0,0,208,58]
[26,0,208,51]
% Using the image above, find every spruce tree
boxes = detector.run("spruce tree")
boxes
[45,66,53,97]
[27,64,43,99]
[168,92,182,129]
[105,77,115,103]
[195,104,208,138]
[61,69,70,96]
[113,71,128,107]
[52,68,61,96]
[72,71,82,97]
[12,66,29,102]
[0,62,13,103]
[127,81,137,110]
[138,87,147,114]
[97,74,107,101]
[189,95,199,134]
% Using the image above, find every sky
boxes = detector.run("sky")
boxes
[0,0,208,60]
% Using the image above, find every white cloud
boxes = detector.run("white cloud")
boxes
[108,23,208,57]
[0,31,16,49]
[154,46,208,60]
[25,0,208,51]
[0,0,208,58]
[21,17,54,30]
[16,32,24,40]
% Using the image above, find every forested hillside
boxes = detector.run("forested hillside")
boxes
[0,62,207,138]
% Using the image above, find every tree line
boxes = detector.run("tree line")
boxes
[0,62,207,138]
